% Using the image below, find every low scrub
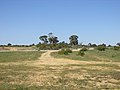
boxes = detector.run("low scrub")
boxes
[76,47,87,56]
[0,51,43,62]
[58,48,72,55]
[113,46,119,50]
[66,48,72,53]
[77,50,85,56]
[97,45,106,51]
[81,47,88,51]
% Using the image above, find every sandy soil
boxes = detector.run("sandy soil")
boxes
[0,50,120,66]
[30,50,120,66]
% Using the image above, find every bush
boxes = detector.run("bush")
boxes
[77,50,85,56]
[58,49,64,54]
[58,49,68,55]
[66,48,72,53]
[63,51,69,55]
[113,46,119,50]
[81,47,88,51]
[97,45,106,51]
[58,48,72,55]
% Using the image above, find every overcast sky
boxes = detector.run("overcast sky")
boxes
[0,0,120,45]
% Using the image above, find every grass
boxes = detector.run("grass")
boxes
[0,50,120,89]
[51,49,120,62]
[0,63,120,89]
[0,51,43,62]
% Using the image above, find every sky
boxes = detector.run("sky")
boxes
[0,0,120,45]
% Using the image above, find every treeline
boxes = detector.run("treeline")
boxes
[0,32,120,50]
[0,43,35,47]
[37,33,120,50]
[37,32,80,50]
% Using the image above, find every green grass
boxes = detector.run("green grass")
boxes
[51,49,120,62]
[0,51,43,62]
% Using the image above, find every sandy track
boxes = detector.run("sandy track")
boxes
[33,50,83,65]
[30,50,120,66]
[0,50,120,66]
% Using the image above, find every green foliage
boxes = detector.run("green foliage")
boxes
[58,48,72,55]
[39,33,59,45]
[36,42,70,50]
[7,43,12,46]
[81,47,88,51]
[76,47,87,56]
[39,35,48,44]
[48,33,59,44]
[66,48,72,53]
[52,49,120,62]
[0,51,43,62]
[117,42,120,46]
[113,46,119,50]
[88,43,97,47]
[77,50,85,56]
[58,49,68,55]
[69,35,79,46]
[97,45,106,51]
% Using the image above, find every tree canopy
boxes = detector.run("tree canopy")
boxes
[39,35,48,44]
[69,35,79,46]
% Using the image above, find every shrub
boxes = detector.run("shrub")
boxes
[113,46,119,50]
[77,50,85,56]
[58,49,68,55]
[58,48,72,55]
[81,47,88,51]
[58,49,65,55]
[97,45,106,51]
[66,48,72,53]
[63,51,69,55]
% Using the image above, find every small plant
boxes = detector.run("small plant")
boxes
[97,45,106,51]
[113,46,119,50]
[111,54,116,57]
[63,51,69,55]
[66,48,72,53]
[77,50,85,56]
[58,49,65,55]
[58,48,72,55]
[58,49,68,55]
[81,47,88,51]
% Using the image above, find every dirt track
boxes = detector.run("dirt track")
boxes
[0,50,120,66]
[33,50,83,65]
[30,50,120,66]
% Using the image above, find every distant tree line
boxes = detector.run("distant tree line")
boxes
[0,43,35,47]
[0,32,120,51]
[37,33,80,50]
[36,32,120,50]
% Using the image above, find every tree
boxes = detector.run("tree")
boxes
[39,35,48,44]
[117,42,120,46]
[52,37,59,44]
[69,35,79,46]
[8,43,12,46]
[102,43,106,47]
[92,44,97,47]
[88,43,92,47]
[88,43,97,47]
[108,45,112,47]
[48,33,59,44]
